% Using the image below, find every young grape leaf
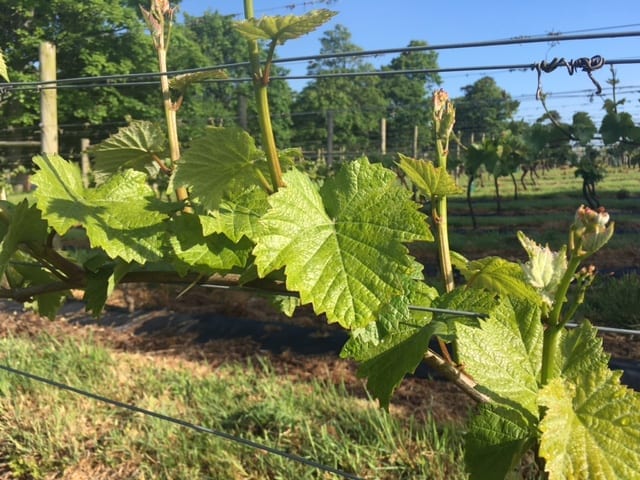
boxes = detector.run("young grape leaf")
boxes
[234,10,336,44]
[517,231,567,307]
[397,153,461,198]
[538,368,640,480]
[0,200,48,278]
[32,154,171,264]
[460,256,541,305]
[91,120,167,175]
[457,297,543,418]
[559,320,611,382]
[253,158,431,330]
[208,187,269,243]
[465,403,538,480]
[169,70,228,93]
[173,127,270,210]
[168,213,252,276]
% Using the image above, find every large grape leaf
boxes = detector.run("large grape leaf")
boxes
[168,213,252,276]
[91,120,167,175]
[253,158,432,329]
[460,256,541,305]
[173,127,270,211]
[0,200,48,278]
[342,286,495,409]
[538,368,640,480]
[465,403,538,480]
[457,297,543,418]
[397,153,461,198]
[234,10,336,44]
[32,154,171,264]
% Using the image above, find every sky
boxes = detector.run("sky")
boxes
[178,0,640,126]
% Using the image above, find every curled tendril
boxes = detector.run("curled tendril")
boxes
[534,55,605,99]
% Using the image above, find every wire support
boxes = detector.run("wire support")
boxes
[0,363,363,480]
[2,29,640,91]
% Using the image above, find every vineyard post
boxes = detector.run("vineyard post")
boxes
[380,117,387,155]
[39,41,58,156]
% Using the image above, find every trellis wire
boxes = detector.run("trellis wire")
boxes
[0,362,363,480]
[2,29,640,91]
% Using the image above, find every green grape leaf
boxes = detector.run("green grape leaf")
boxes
[461,256,541,304]
[10,254,68,320]
[465,403,538,480]
[0,48,8,82]
[342,298,434,409]
[32,154,171,264]
[253,158,431,329]
[90,120,167,175]
[234,10,337,44]
[559,320,611,382]
[397,153,461,197]
[168,213,252,276]
[0,200,48,278]
[430,287,498,341]
[517,231,567,307]
[174,127,270,210]
[169,70,228,93]
[208,187,269,242]
[457,297,543,417]
[343,285,493,409]
[538,368,640,480]
[83,261,131,317]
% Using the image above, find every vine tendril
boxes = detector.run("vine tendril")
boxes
[534,55,605,99]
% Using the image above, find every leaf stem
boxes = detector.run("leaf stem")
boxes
[540,254,582,384]
[244,0,285,191]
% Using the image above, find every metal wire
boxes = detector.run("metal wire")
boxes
[0,363,363,480]
[3,29,640,91]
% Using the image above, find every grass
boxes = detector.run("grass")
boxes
[0,333,466,480]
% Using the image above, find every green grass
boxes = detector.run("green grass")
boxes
[0,333,466,480]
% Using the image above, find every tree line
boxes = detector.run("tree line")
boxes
[1,0,639,187]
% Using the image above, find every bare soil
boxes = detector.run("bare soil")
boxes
[0,283,638,427]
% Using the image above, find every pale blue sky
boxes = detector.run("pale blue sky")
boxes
[179,0,640,125]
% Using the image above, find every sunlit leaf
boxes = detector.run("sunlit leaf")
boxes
[91,120,167,175]
[539,369,640,480]
[253,157,431,330]
[517,231,567,307]
[397,153,461,198]
[208,187,269,243]
[457,297,543,417]
[32,154,172,264]
[234,10,336,44]
[460,256,541,305]
[174,127,270,210]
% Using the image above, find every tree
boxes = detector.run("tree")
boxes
[379,41,440,155]
[291,25,387,162]
[0,0,162,147]
[454,76,519,144]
